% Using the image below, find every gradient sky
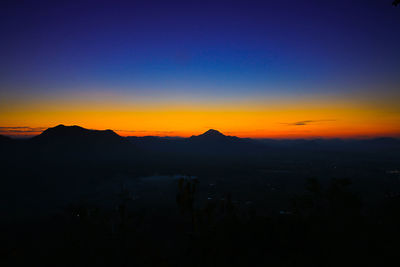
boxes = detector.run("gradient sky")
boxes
[1,0,400,138]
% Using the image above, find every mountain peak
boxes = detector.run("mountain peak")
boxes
[43,124,86,134]
[190,129,232,141]
[199,129,226,137]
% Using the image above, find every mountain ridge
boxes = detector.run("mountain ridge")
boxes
[30,124,128,149]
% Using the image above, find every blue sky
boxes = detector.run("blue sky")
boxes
[1,0,399,96]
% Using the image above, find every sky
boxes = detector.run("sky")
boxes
[1,0,400,138]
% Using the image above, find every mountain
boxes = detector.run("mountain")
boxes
[127,129,266,157]
[184,129,266,157]
[21,125,400,161]
[189,129,241,143]
[32,124,125,145]
[195,129,226,138]
[29,125,132,159]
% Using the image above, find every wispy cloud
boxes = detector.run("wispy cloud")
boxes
[0,126,47,137]
[0,126,47,133]
[282,119,336,126]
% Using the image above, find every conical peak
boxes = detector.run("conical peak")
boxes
[200,129,225,137]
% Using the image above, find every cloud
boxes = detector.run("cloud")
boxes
[0,126,46,133]
[0,126,47,137]
[282,119,336,126]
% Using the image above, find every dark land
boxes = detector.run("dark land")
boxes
[1,125,400,266]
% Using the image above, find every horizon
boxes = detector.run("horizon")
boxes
[1,124,399,140]
[1,1,400,139]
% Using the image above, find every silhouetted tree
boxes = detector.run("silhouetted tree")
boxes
[394,0,400,7]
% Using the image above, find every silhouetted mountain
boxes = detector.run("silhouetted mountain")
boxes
[128,129,241,149]
[194,129,226,138]
[183,129,266,157]
[32,124,124,144]
[5,124,397,163]
[189,129,244,143]
[127,129,260,158]
[28,125,132,160]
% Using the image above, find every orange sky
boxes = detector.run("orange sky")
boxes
[1,93,399,139]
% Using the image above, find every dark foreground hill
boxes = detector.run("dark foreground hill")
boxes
[1,125,400,267]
